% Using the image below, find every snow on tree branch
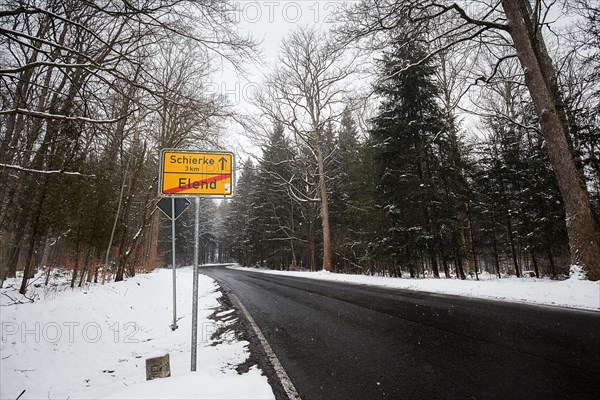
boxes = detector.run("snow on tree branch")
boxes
[0,163,94,177]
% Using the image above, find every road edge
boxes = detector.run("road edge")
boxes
[231,294,302,400]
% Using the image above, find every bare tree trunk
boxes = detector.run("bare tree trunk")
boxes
[546,245,557,279]
[70,225,82,289]
[19,175,50,294]
[430,255,440,278]
[530,250,539,279]
[104,173,126,284]
[79,247,93,287]
[0,231,14,283]
[44,239,59,286]
[317,144,333,272]
[146,212,160,269]
[453,234,466,280]
[464,201,479,280]
[502,0,600,280]
[4,197,31,280]
[506,214,521,277]
[442,256,450,279]
[124,183,157,278]
[498,177,521,277]
[39,234,52,271]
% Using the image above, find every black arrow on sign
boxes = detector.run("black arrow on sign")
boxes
[218,157,228,170]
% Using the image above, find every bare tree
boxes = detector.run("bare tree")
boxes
[0,0,257,291]
[253,27,355,271]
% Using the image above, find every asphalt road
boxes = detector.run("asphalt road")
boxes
[201,266,600,400]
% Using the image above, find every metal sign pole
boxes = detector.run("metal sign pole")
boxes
[191,197,200,371]
[171,197,178,331]
[157,149,235,369]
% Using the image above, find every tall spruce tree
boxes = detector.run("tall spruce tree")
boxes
[329,107,363,271]
[370,33,450,278]
[255,122,300,269]
[224,160,259,266]
[471,110,569,279]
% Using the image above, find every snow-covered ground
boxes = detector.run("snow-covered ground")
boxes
[230,266,600,311]
[0,268,274,400]
[2,265,597,399]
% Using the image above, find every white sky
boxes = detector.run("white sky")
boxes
[211,1,357,163]
[211,1,585,169]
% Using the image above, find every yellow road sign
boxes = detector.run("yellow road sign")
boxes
[159,149,234,197]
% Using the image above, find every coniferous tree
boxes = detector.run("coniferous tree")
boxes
[256,122,300,269]
[224,160,259,266]
[370,32,450,278]
[329,107,363,272]
[470,102,570,279]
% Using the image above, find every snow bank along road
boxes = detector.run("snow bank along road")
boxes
[202,265,600,400]
[0,268,274,400]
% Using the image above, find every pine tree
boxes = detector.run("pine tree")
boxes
[470,106,570,279]
[329,107,362,272]
[369,33,449,278]
[254,122,299,269]
[224,160,260,266]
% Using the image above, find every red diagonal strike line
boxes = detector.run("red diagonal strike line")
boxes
[164,174,230,194]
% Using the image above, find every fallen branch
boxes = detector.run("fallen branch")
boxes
[1,292,22,305]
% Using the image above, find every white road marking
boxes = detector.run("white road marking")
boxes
[231,294,302,400]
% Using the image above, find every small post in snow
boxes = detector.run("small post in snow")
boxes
[191,197,200,371]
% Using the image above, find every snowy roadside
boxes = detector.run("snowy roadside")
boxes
[229,266,600,311]
[0,268,274,400]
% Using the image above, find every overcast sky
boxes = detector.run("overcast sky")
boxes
[213,1,356,161]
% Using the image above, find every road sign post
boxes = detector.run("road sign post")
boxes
[158,149,234,371]
[156,198,190,331]
[191,197,200,371]
[170,198,178,331]
[157,197,191,220]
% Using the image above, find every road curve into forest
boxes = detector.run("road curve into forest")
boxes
[200,266,600,400]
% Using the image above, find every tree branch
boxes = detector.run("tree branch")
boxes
[0,163,95,177]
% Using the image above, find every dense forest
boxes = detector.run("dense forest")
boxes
[1,1,599,294]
